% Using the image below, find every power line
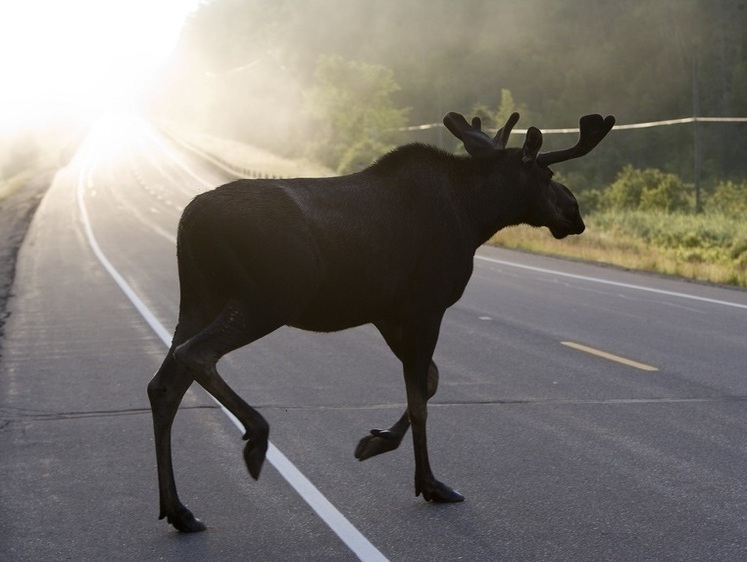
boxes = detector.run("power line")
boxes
[399,116,747,134]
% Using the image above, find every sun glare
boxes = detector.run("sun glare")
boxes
[0,0,198,131]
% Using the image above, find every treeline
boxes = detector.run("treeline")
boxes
[145,0,746,196]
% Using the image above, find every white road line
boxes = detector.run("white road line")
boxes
[76,125,388,562]
[475,255,747,310]
[77,155,174,346]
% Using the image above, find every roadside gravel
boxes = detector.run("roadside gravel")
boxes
[0,173,52,353]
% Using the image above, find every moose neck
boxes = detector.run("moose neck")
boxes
[365,145,531,252]
[450,155,529,250]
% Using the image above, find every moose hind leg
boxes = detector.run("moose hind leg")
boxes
[174,299,282,480]
[355,361,439,461]
[147,352,207,532]
[356,320,440,461]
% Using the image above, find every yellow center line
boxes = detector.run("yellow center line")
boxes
[561,341,659,372]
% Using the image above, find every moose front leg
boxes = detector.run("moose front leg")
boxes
[402,319,464,503]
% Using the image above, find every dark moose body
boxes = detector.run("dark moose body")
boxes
[148,110,615,532]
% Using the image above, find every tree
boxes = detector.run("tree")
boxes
[469,89,530,136]
[304,55,409,173]
[148,0,746,186]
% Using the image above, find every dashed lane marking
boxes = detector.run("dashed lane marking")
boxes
[561,341,659,372]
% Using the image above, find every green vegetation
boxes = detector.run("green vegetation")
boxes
[305,55,408,173]
[707,180,747,217]
[145,0,746,189]
[493,170,747,287]
[492,210,747,287]
[593,165,694,213]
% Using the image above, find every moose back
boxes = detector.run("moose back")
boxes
[147,110,615,532]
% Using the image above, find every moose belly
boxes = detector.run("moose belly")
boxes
[289,281,401,333]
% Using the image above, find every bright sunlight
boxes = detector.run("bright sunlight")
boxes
[0,0,198,131]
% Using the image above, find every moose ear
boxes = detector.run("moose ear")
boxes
[522,127,543,163]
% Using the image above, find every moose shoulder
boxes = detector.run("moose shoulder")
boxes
[148,111,615,532]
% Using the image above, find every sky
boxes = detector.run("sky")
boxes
[0,0,200,131]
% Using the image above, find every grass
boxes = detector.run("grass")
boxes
[0,169,37,203]
[0,123,85,206]
[490,210,747,287]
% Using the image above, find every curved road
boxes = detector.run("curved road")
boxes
[2,116,747,561]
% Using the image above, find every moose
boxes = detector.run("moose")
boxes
[147,110,615,532]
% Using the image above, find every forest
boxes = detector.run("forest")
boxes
[145,0,746,196]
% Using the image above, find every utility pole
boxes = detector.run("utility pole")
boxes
[692,57,702,213]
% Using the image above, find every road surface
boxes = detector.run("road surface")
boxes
[2,116,746,561]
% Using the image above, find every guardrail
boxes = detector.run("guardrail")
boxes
[157,125,286,180]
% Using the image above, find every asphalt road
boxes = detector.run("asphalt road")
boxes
[2,116,746,561]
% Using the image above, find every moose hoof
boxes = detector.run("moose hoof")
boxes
[165,509,207,533]
[354,429,401,461]
[417,480,465,503]
[243,438,268,480]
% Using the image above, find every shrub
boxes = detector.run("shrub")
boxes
[706,180,747,217]
[576,187,604,213]
[602,165,693,212]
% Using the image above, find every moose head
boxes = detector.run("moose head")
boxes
[443,111,615,239]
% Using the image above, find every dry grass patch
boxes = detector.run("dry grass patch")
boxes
[490,211,747,287]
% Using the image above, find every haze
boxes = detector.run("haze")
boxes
[0,0,743,188]
[0,0,198,131]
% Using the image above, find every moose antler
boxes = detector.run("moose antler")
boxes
[493,112,520,149]
[536,114,615,167]
[443,111,521,157]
